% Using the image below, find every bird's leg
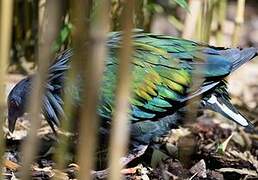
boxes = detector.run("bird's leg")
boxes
[92,145,148,179]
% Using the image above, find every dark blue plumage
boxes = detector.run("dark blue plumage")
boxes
[8,50,72,133]
[7,31,257,147]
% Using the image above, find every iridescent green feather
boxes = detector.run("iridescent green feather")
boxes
[100,32,233,121]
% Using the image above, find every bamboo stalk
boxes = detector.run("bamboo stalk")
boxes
[199,0,216,43]
[51,1,71,176]
[111,0,123,30]
[169,15,184,32]
[182,0,216,168]
[134,0,144,29]
[215,0,227,46]
[108,1,134,180]
[182,0,202,39]
[0,0,13,179]
[232,0,245,46]
[38,0,46,33]
[20,1,63,179]
[71,0,111,179]
[69,0,92,178]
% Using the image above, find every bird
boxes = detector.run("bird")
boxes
[7,31,257,152]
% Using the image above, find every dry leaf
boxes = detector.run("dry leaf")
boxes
[228,150,258,172]
[53,169,69,180]
[190,159,207,178]
[167,127,191,143]
[218,168,257,176]
[4,159,21,171]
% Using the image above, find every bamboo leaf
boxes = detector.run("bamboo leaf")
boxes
[174,0,189,10]
[52,23,72,52]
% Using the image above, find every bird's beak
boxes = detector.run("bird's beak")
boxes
[202,94,254,130]
[8,117,17,133]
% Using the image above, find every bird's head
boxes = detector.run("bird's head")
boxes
[7,78,31,133]
[8,95,24,133]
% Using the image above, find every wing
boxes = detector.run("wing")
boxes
[99,33,236,122]
[42,49,73,131]
[41,32,257,130]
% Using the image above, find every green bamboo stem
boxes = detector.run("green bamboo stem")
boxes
[199,0,216,43]
[232,0,245,46]
[169,15,184,32]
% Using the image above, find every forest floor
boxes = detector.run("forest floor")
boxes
[2,61,258,180]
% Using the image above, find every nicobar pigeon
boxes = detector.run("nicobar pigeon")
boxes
[7,31,257,149]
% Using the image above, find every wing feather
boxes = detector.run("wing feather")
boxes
[101,32,235,122]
